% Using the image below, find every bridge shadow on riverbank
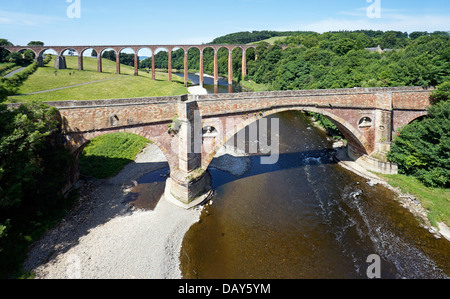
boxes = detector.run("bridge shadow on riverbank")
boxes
[23,158,171,274]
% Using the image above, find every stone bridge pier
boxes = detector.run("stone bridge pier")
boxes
[164,100,214,208]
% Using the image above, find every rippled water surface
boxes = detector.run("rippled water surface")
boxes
[178,112,450,279]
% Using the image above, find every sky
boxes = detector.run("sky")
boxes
[1,0,449,47]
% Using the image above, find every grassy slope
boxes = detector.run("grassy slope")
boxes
[379,173,450,227]
[248,36,288,45]
[80,132,150,179]
[8,56,187,102]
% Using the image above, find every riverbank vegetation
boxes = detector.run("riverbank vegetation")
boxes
[80,132,150,179]
[388,89,449,189]
[383,84,449,227]
[0,101,74,278]
[378,173,450,228]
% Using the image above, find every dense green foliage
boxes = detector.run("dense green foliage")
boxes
[0,101,70,210]
[388,95,449,188]
[0,39,13,63]
[430,81,450,105]
[139,30,450,88]
[0,101,72,277]
[80,132,150,179]
[101,50,135,67]
[246,32,450,90]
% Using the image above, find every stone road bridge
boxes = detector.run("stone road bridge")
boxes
[47,86,431,208]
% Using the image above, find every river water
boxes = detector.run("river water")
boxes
[129,75,450,279]
[174,73,243,93]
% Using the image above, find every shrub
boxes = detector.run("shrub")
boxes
[388,99,449,188]
[430,81,450,105]
[0,101,72,277]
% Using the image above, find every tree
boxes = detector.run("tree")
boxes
[0,101,68,210]
[27,41,44,46]
[0,39,13,46]
[430,81,450,104]
[0,39,13,63]
[410,31,429,40]
[22,50,35,63]
[333,38,357,55]
[0,84,8,102]
[0,101,71,277]
[6,52,24,65]
[388,99,450,188]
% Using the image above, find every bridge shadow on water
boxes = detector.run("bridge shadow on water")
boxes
[25,148,338,272]
[209,148,339,190]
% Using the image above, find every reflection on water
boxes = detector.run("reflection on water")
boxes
[174,73,242,94]
[179,112,450,279]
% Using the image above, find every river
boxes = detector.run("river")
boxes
[129,74,450,279]
[174,72,243,94]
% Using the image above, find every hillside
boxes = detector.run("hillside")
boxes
[9,55,187,102]
[210,30,314,44]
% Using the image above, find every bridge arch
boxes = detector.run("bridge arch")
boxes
[38,48,58,58]
[68,128,175,183]
[201,107,369,171]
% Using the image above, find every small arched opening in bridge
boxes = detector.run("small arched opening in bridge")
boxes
[231,46,246,83]
[216,46,230,81]
[73,131,170,210]
[170,47,183,82]
[17,48,37,60]
[201,108,369,173]
[201,47,215,81]
[185,47,200,86]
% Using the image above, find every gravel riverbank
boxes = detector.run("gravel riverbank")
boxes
[24,138,448,278]
[23,142,251,279]
[23,144,202,279]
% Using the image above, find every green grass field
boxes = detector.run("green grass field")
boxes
[8,56,188,102]
[80,132,150,179]
[248,36,288,45]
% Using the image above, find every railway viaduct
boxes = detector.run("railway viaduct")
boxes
[2,44,259,87]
